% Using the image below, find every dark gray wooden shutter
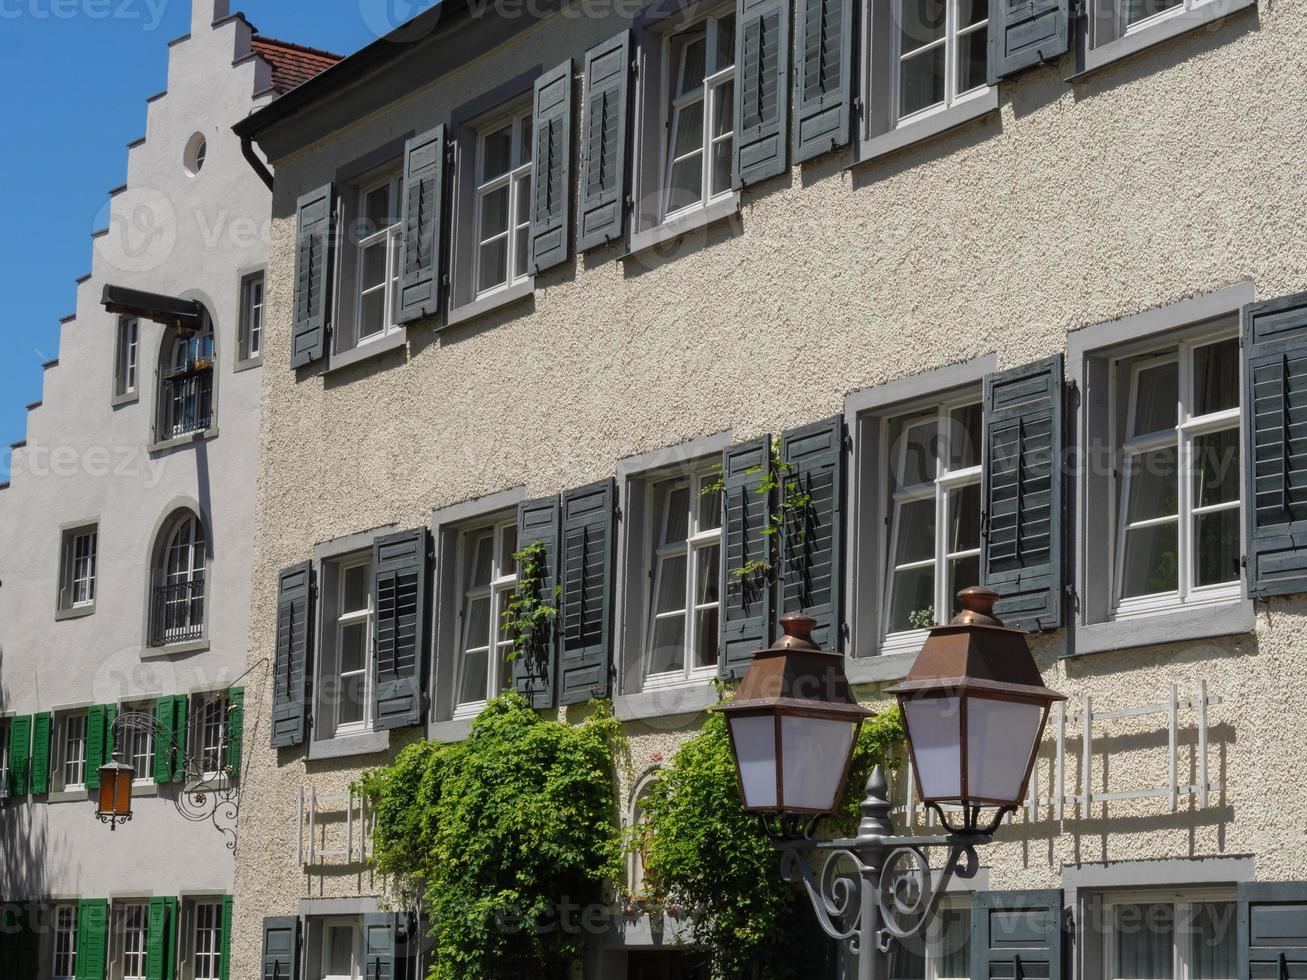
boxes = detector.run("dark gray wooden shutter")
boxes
[793,0,852,163]
[291,184,333,369]
[372,529,429,730]
[971,890,1065,980]
[981,356,1064,632]
[513,496,560,709]
[780,416,845,649]
[271,562,314,749]
[577,31,631,252]
[1243,292,1307,600]
[720,436,774,678]
[529,61,573,274]
[362,913,396,980]
[397,126,445,325]
[1239,882,1307,979]
[261,916,300,980]
[989,0,1070,81]
[559,478,617,704]
[733,0,790,188]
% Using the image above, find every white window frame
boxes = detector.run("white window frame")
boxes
[888,894,972,980]
[329,555,374,737]
[52,902,78,980]
[353,174,403,348]
[156,513,207,646]
[472,107,533,301]
[1110,330,1241,619]
[891,0,991,130]
[122,702,155,785]
[194,693,228,779]
[660,10,736,224]
[1100,888,1238,980]
[642,468,723,689]
[453,519,518,719]
[70,529,97,608]
[240,273,264,362]
[1120,0,1214,35]
[60,712,88,791]
[881,394,983,654]
[115,317,140,397]
[114,901,150,980]
[626,770,661,898]
[191,899,224,980]
[321,918,362,980]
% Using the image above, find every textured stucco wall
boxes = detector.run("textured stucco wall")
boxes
[0,0,269,904]
[232,1,1307,976]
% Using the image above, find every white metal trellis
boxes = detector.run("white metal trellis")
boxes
[296,786,374,866]
[894,679,1224,827]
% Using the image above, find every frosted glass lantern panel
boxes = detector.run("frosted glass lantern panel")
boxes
[902,696,962,800]
[729,715,778,809]
[966,696,1043,803]
[781,716,857,812]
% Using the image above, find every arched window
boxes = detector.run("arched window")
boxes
[150,511,207,647]
[627,770,662,899]
[158,316,215,442]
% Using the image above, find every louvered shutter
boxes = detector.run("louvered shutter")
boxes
[981,356,1064,632]
[372,529,430,730]
[733,0,790,187]
[989,0,1071,81]
[577,31,631,252]
[272,562,314,749]
[219,897,234,980]
[29,712,51,795]
[559,479,617,704]
[397,127,445,324]
[7,716,30,796]
[780,416,845,649]
[226,688,244,777]
[155,697,176,785]
[85,704,105,791]
[720,436,775,679]
[290,184,334,369]
[513,496,561,709]
[261,916,300,980]
[362,913,397,980]
[171,696,187,782]
[76,899,108,980]
[971,890,1066,980]
[793,0,852,163]
[146,897,168,980]
[529,60,573,274]
[1239,882,1307,979]
[1243,292,1307,599]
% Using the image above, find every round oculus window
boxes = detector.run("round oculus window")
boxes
[184,133,207,176]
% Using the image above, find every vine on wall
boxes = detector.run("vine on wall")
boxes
[501,539,559,662]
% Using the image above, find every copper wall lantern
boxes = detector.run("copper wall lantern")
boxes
[96,759,135,830]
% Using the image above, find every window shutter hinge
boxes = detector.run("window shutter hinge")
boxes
[1070,0,1085,18]
[1240,553,1249,568]
[630,58,640,78]
[441,273,450,287]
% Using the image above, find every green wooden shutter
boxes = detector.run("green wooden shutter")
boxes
[971,890,1065,980]
[1239,882,1307,979]
[261,916,300,980]
[372,529,430,730]
[85,705,106,791]
[0,901,40,976]
[219,897,233,980]
[558,479,617,705]
[171,696,188,782]
[146,896,168,980]
[577,30,631,252]
[1242,292,1307,599]
[792,0,852,163]
[155,698,176,785]
[529,60,574,274]
[397,126,445,325]
[981,356,1064,632]
[362,913,397,980]
[75,898,108,980]
[272,562,315,748]
[226,688,245,777]
[8,715,30,796]
[780,415,846,650]
[513,496,561,709]
[29,712,51,795]
[720,436,775,679]
[989,0,1070,81]
[733,0,790,187]
[290,183,334,369]
[164,897,179,980]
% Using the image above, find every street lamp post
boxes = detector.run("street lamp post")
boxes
[718,587,1065,980]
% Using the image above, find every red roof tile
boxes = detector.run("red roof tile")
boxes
[251,37,342,95]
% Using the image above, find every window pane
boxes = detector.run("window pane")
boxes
[468,532,494,588]
[466,596,492,651]
[1193,339,1239,417]
[499,526,519,578]
[696,544,721,605]
[957,22,988,94]
[343,564,369,614]
[480,186,510,240]
[459,648,490,705]
[900,45,945,117]
[327,926,354,976]
[896,419,938,487]
[947,554,980,614]
[1125,448,1179,523]
[519,116,534,166]
[889,939,926,980]
[1188,903,1237,980]
[673,100,705,158]
[715,14,736,69]
[479,238,509,292]
[959,0,987,27]
[947,484,981,554]
[649,615,687,674]
[363,184,392,231]
[1131,361,1179,436]
[673,30,707,94]
[711,139,732,198]
[1193,428,1239,508]
[894,498,936,565]
[698,482,722,531]
[890,565,935,632]
[482,124,513,181]
[1127,0,1183,24]
[948,403,983,471]
[694,607,719,668]
[1114,903,1175,979]
[1195,509,1240,587]
[340,674,366,726]
[361,241,387,290]
[340,622,367,674]
[933,907,972,979]
[359,290,385,339]
[662,486,690,544]
[900,0,946,55]
[1122,522,1179,598]
[655,555,688,615]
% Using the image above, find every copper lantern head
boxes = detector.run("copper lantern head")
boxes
[96,759,135,831]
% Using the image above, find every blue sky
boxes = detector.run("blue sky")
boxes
[0,0,437,480]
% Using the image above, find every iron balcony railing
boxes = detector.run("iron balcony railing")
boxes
[159,359,214,440]
[150,579,206,647]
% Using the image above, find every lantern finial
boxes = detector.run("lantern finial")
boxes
[950,586,1001,627]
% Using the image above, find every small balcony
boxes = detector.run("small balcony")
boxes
[158,359,214,441]
[150,579,206,647]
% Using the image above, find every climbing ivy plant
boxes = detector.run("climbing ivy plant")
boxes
[500,539,559,662]
[356,693,624,980]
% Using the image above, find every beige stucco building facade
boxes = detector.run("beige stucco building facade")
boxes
[229,0,1307,975]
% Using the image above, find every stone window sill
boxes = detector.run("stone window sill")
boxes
[622,194,741,261]
[307,729,390,761]
[613,681,719,722]
[844,650,919,686]
[55,604,96,622]
[47,789,89,804]
[141,639,210,659]
[325,329,408,375]
[111,390,140,409]
[149,427,218,456]
[428,718,474,744]
[234,355,264,374]
[1069,0,1257,80]
[444,278,535,330]
[1068,600,1254,658]
[852,88,999,169]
